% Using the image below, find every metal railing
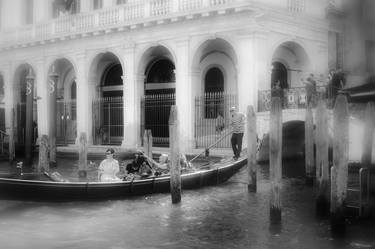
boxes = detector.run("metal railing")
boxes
[347,167,375,217]
[56,99,77,145]
[257,86,338,112]
[194,92,237,148]
[92,97,124,145]
[141,93,176,147]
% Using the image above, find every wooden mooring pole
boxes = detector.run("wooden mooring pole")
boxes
[169,106,181,204]
[247,105,257,192]
[269,97,282,224]
[143,129,153,159]
[361,102,375,167]
[330,95,349,236]
[315,99,330,216]
[305,105,314,186]
[38,135,49,173]
[78,132,88,179]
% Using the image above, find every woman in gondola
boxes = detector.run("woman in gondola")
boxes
[98,148,122,182]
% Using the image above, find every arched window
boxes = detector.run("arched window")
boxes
[205,67,224,93]
[204,67,224,119]
[71,81,76,99]
[102,64,123,87]
[146,59,175,83]
[271,62,288,89]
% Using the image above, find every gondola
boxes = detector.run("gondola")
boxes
[0,156,246,201]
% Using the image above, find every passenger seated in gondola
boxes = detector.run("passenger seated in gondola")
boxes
[126,152,153,177]
[98,148,122,182]
[150,153,194,175]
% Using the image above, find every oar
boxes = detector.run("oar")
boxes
[189,131,233,164]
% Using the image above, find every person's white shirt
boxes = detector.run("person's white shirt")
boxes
[98,155,121,182]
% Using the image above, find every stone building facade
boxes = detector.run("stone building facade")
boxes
[0,0,359,153]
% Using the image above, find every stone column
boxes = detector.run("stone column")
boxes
[25,69,35,165]
[75,53,91,145]
[35,58,49,139]
[48,66,58,166]
[87,77,97,145]
[136,74,146,146]
[238,35,255,114]
[237,32,268,112]
[121,46,138,148]
[175,38,194,152]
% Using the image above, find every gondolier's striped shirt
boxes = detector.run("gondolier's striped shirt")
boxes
[230,112,245,133]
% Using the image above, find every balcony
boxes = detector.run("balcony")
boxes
[0,0,251,50]
[257,86,332,112]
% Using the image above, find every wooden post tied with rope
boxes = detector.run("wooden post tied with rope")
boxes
[315,99,330,216]
[330,95,349,236]
[143,129,153,159]
[169,105,181,204]
[269,97,282,224]
[38,135,49,173]
[78,132,88,179]
[247,105,257,192]
[305,105,314,186]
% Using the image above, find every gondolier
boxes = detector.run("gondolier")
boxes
[229,107,245,160]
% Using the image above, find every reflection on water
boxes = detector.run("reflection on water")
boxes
[0,159,374,249]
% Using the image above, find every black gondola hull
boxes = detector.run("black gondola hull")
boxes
[0,158,246,201]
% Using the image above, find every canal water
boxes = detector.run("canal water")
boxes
[0,159,374,249]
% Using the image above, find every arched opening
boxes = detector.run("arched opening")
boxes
[137,45,176,147]
[271,41,310,88]
[89,52,124,145]
[145,59,175,94]
[191,38,238,148]
[271,61,288,90]
[100,63,123,144]
[144,57,175,146]
[48,58,77,145]
[270,41,311,109]
[204,67,224,119]
[13,65,37,156]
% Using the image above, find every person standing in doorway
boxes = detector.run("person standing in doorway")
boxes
[230,107,245,160]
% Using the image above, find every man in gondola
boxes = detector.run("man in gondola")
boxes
[229,107,245,160]
[126,152,153,176]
